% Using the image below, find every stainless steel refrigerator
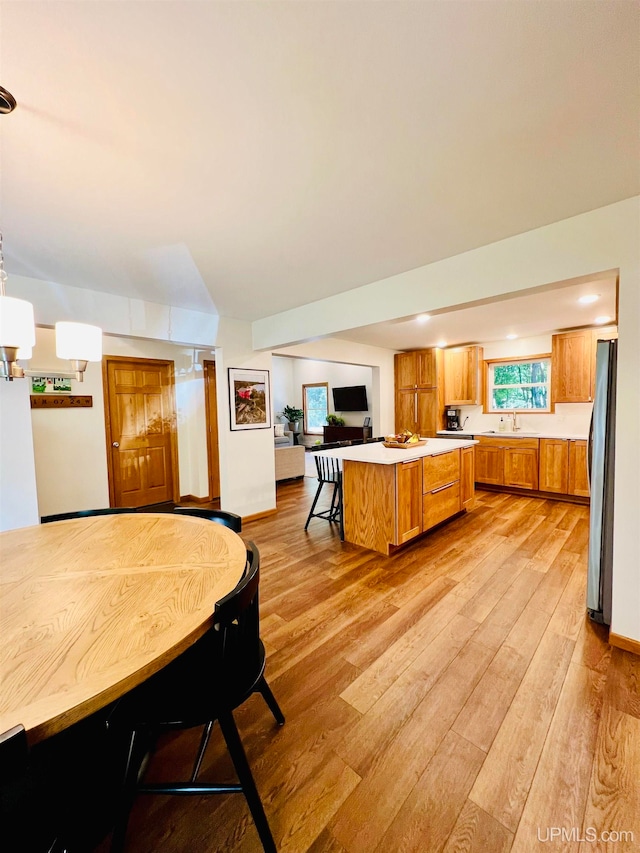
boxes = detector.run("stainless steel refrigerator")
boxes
[587,338,617,625]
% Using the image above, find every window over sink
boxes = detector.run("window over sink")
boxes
[485,355,552,412]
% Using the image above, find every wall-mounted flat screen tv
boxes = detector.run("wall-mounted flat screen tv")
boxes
[332,385,368,412]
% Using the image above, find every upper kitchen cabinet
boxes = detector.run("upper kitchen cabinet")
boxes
[443,346,484,406]
[551,326,617,404]
[395,349,439,390]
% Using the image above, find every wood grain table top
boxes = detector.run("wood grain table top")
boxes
[0,513,247,744]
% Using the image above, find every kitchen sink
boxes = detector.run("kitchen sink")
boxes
[480,430,540,437]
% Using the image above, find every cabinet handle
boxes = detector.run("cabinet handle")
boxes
[431,481,456,494]
[414,394,418,421]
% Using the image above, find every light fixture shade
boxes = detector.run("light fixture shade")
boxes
[55,322,102,361]
[0,295,36,350]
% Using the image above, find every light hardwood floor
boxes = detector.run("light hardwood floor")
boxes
[107,476,639,852]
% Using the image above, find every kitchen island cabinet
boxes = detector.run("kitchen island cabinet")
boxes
[319,438,477,556]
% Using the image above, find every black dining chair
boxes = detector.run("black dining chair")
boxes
[173,506,242,533]
[304,443,344,539]
[107,541,283,853]
[0,724,63,853]
[41,508,136,523]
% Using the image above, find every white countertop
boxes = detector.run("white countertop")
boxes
[437,430,588,441]
[315,437,477,464]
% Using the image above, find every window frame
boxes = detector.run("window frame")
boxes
[483,353,554,414]
[302,382,329,435]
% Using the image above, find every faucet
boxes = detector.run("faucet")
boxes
[512,411,520,431]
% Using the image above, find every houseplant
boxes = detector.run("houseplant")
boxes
[326,413,346,427]
[282,405,304,431]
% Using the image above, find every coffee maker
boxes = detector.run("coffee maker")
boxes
[446,408,462,431]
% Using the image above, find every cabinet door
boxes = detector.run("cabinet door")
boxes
[395,389,417,434]
[504,446,539,490]
[551,330,593,403]
[568,440,590,497]
[416,349,437,388]
[416,387,440,437]
[461,446,475,510]
[475,444,504,485]
[539,439,569,493]
[395,352,417,390]
[444,346,483,405]
[395,459,422,544]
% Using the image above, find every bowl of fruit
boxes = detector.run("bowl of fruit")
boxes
[383,429,427,449]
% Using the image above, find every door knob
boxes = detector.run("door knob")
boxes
[112,441,120,448]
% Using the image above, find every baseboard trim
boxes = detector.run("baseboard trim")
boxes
[609,632,640,657]
[179,494,212,504]
[475,483,589,505]
[243,508,278,523]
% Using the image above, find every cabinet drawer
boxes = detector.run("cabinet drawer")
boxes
[423,481,460,530]
[422,449,460,493]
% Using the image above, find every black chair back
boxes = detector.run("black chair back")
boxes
[173,506,242,533]
[41,508,136,523]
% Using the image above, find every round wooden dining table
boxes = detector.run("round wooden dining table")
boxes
[0,512,247,744]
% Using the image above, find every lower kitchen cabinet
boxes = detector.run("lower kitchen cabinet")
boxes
[568,439,590,497]
[475,436,538,490]
[461,445,475,509]
[396,458,422,545]
[539,439,569,493]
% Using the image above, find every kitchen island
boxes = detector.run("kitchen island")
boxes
[316,438,477,555]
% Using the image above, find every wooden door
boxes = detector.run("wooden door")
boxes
[395,459,422,544]
[104,357,179,507]
[444,346,482,406]
[539,439,569,493]
[395,389,417,433]
[461,446,475,509]
[203,360,220,500]
[568,440,590,497]
[504,446,539,490]
[474,444,504,485]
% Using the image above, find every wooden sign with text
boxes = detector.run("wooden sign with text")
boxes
[30,395,93,409]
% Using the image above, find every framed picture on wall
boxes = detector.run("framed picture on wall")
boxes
[228,368,271,431]
[30,375,72,394]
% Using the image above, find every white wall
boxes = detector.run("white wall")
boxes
[257,198,640,646]
[214,318,276,518]
[273,355,374,428]
[0,380,39,530]
[272,338,397,440]
[29,328,214,516]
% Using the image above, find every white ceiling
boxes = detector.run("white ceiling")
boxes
[1,1,638,349]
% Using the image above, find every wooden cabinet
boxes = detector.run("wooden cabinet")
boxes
[551,330,593,403]
[475,442,504,485]
[396,459,422,545]
[422,449,463,533]
[504,443,539,490]
[342,446,473,555]
[323,426,372,443]
[475,436,538,490]
[552,326,617,404]
[394,348,444,437]
[539,439,569,493]
[461,446,475,510]
[443,346,483,406]
[568,439,589,497]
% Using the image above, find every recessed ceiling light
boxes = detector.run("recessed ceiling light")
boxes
[578,294,600,304]
[506,334,518,340]
[436,340,447,348]
[594,315,612,325]
[416,314,431,323]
